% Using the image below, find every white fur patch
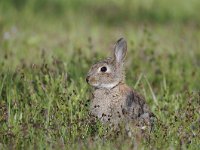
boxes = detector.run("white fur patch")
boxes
[99,81,119,89]
[91,81,119,89]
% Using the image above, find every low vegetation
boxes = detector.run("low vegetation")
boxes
[0,0,200,149]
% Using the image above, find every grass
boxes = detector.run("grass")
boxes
[0,0,200,149]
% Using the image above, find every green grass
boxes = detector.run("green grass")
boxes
[0,0,200,149]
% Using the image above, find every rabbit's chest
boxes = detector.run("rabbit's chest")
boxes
[90,89,124,124]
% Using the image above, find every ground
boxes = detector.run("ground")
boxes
[0,0,200,149]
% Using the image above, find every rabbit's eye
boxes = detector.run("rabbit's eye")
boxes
[100,66,107,72]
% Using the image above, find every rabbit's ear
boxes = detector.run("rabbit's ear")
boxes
[114,38,127,63]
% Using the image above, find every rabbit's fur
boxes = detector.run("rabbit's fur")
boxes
[86,38,155,131]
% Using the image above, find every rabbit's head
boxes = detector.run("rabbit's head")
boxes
[86,38,127,89]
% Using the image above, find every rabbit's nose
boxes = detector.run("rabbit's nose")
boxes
[86,76,89,83]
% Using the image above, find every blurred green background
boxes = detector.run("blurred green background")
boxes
[1,0,200,24]
[0,0,200,149]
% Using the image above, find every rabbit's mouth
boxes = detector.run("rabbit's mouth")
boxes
[86,76,98,86]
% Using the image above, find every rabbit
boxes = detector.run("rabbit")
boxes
[86,38,155,132]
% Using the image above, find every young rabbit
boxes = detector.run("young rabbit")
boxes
[86,38,155,131]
